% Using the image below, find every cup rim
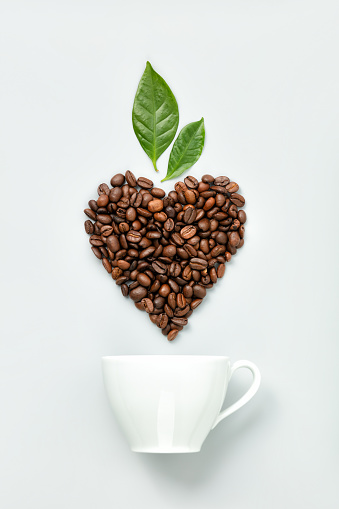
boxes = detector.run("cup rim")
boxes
[102,355,230,361]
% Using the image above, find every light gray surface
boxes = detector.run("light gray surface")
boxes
[1,1,338,508]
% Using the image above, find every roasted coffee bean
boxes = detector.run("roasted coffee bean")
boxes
[228,204,238,218]
[97,194,109,207]
[202,174,214,183]
[238,210,246,223]
[125,170,137,187]
[137,176,153,189]
[137,273,151,287]
[230,193,245,207]
[184,176,199,189]
[102,258,112,273]
[84,220,94,234]
[226,181,239,193]
[190,258,208,270]
[106,235,120,252]
[180,225,197,240]
[151,187,166,198]
[154,212,167,222]
[91,246,102,259]
[148,199,164,212]
[193,285,206,298]
[167,329,179,341]
[84,172,246,341]
[164,218,175,231]
[89,199,98,211]
[164,303,174,318]
[229,231,240,247]
[126,230,142,243]
[214,176,230,186]
[121,283,129,296]
[84,208,96,220]
[159,283,171,297]
[172,317,188,327]
[169,262,181,277]
[176,293,186,308]
[141,298,154,313]
[217,263,225,278]
[157,313,168,329]
[191,299,202,310]
[163,245,176,257]
[183,206,197,224]
[129,286,148,302]
[154,296,166,309]
[152,260,167,274]
[140,246,156,258]
[184,190,196,204]
[168,292,177,310]
[110,173,125,187]
[117,260,130,270]
[98,183,110,195]
[89,235,103,247]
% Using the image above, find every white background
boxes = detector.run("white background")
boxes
[1,1,338,508]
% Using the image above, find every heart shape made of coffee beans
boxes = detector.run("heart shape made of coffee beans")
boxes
[84,171,246,341]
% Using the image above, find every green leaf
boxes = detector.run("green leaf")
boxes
[132,62,179,172]
[161,118,205,181]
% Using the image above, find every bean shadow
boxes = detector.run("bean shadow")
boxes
[135,385,275,486]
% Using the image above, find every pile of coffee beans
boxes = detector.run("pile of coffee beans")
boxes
[84,171,246,341]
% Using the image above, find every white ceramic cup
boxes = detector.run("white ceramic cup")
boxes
[102,355,260,453]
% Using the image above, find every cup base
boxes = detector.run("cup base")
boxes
[131,447,201,454]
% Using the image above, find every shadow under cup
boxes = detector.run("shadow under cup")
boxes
[102,355,259,454]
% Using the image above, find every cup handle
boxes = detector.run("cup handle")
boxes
[211,360,261,429]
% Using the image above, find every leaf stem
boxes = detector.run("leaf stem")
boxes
[152,160,159,172]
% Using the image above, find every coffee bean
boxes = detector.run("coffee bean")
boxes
[190,258,208,270]
[97,194,109,207]
[126,230,142,243]
[230,193,245,207]
[137,273,151,287]
[109,187,123,203]
[191,299,202,309]
[140,246,156,258]
[137,177,153,189]
[183,206,197,224]
[110,173,125,187]
[167,329,179,341]
[148,199,164,212]
[91,246,102,259]
[163,245,176,257]
[106,235,120,252]
[217,263,225,278]
[193,285,206,298]
[214,176,230,186]
[84,208,96,220]
[129,286,148,302]
[151,187,166,198]
[203,197,215,211]
[180,225,197,239]
[141,298,154,313]
[238,210,246,223]
[184,176,199,189]
[164,218,175,231]
[98,183,110,195]
[120,283,128,296]
[176,293,186,308]
[202,174,214,183]
[84,220,94,234]
[229,231,240,247]
[172,317,187,326]
[125,170,137,187]
[152,260,167,274]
